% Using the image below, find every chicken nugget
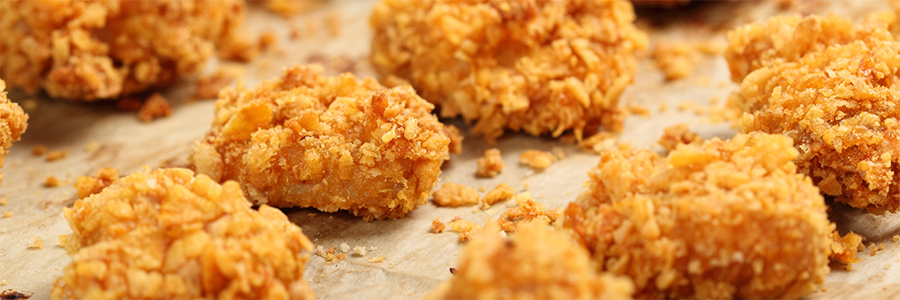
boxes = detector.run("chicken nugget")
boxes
[725,14,900,213]
[191,65,451,220]
[0,0,249,101]
[0,80,28,187]
[370,0,647,142]
[428,220,634,300]
[52,168,314,300]
[565,133,834,299]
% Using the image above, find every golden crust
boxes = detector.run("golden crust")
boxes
[565,133,834,299]
[0,80,29,187]
[370,0,647,141]
[427,220,634,300]
[0,0,248,101]
[53,168,315,300]
[191,65,450,221]
[725,14,900,213]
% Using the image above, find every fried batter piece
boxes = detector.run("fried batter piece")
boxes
[191,65,450,221]
[370,0,647,141]
[52,168,315,300]
[427,220,634,300]
[565,133,835,299]
[0,0,250,101]
[725,14,900,213]
[0,80,28,187]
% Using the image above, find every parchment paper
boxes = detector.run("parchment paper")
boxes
[1,0,898,299]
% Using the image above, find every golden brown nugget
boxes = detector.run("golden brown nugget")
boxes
[0,0,249,101]
[191,65,450,221]
[565,133,834,299]
[370,0,647,141]
[427,220,634,300]
[0,80,28,187]
[53,168,314,300]
[725,14,900,213]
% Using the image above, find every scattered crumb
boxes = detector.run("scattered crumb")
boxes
[46,149,68,161]
[519,150,556,170]
[830,231,862,266]
[0,197,7,206]
[83,141,99,153]
[523,181,530,191]
[29,236,44,249]
[431,217,446,233]
[433,182,479,207]
[32,145,46,156]
[869,243,886,256]
[653,39,696,81]
[137,93,173,123]
[887,264,892,270]
[626,103,650,117]
[44,175,61,187]
[316,245,327,258]
[336,253,346,260]
[1,280,6,286]
[498,193,562,232]
[368,255,385,263]
[893,235,899,242]
[353,246,367,256]
[325,252,336,262]
[550,147,566,160]
[481,183,515,209]
[2,211,12,218]
[340,243,350,253]
[478,186,486,192]
[189,71,236,101]
[324,10,341,37]
[658,124,702,152]
[578,132,617,154]
[58,235,68,247]
[449,218,482,242]
[258,30,278,51]
[659,103,669,112]
[476,148,504,178]
[307,213,318,218]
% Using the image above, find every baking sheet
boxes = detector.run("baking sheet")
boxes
[1,0,899,299]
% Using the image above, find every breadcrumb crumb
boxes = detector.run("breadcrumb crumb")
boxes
[830,231,862,265]
[32,145,46,156]
[29,236,44,249]
[83,142,99,153]
[59,235,68,248]
[657,124,701,152]
[340,243,350,253]
[0,197,7,206]
[476,149,505,178]
[368,256,385,263]
[519,150,556,170]
[449,218,482,242]
[353,246,367,257]
[2,211,12,218]
[431,217,446,234]
[433,183,480,207]
[498,193,561,232]
[44,175,61,187]
[481,183,515,209]
[46,150,68,161]
[137,93,173,123]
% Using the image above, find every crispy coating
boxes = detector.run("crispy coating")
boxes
[0,0,248,101]
[725,14,900,213]
[829,230,862,266]
[0,80,28,187]
[565,133,834,300]
[191,65,450,221]
[433,182,480,207]
[427,220,634,300]
[52,168,314,300]
[370,0,647,141]
[476,148,505,178]
[481,183,514,209]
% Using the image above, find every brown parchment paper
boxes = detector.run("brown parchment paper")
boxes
[1,0,898,299]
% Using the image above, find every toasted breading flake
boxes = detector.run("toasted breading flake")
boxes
[190,65,450,221]
[498,193,561,232]
[368,256,385,263]
[371,0,647,141]
[433,183,480,207]
[565,132,834,299]
[476,148,505,178]
[32,145,46,156]
[481,183,515,209]
[829,231,862,266]
[519,150,556,170]
[46,150,68,162]
[426,220,634,300]
[725,14,900,214]
[657,124,701,152]
[431,217,446,234]
[0,0,251,101]
[0,197,7,206]
[137,93,173,123]
[44,176,62,187]
[52,168,315,300]
[448,218,482,242]
[29,236,44,249]
[353,246,367,257]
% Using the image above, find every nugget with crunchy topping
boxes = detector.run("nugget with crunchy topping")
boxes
[370,0,647,141]
[0,80,28,187]
[52,168,314,300]
[191,65,450,220]
[565,133,834,299]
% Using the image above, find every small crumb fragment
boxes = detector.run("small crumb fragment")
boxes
[658,124,702,152]
[431,217,446,233]
[653,40,696,81]
[83,141,99,153]
[659,103,669,112]
[325,252,335,262]
[44,175,61,187]
[189,71,236,101]
[336,253,346,260]
[0,197,7,206]
[46,149,68,161]
[578,132,617,154]
[29,236,44,249]
[307,213,318,218]
[32,144,46,156]
[340,243,350,253]
[449,218,482,242]
[481,183,515,209]
[523,181,530,191]
[3,211,13,218]
[138,93,173,123]
[498,193,561,232]
[519,150,556,170]
[316,245,327,258]
[476,148,504,178]
[893,235,899,242]
[433,182,479,207]
[59,235,68,247]
[830,230,862,266]
[353,246,367,256]
[550,147,566,160]
[324,10,341,37]
[369,255,385,263]
[258,31,278,51]
[1,280,6,286]
[626,103,650,117]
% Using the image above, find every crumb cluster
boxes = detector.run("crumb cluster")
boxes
[371,0,647,141]
[0,0,251,101]
[565,133,834,299]
[191,65,450,221]
[476,148,505,178]
[433,182,480,207]
[725,14,900,213]
[53,168,315,300]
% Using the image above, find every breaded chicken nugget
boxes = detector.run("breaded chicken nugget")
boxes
[427,220,634,300]
[565,133,834,299]
[725,14,900,213]
[191,65,451,220]
[52,168,314,300]
[370,0,647,141]
[0,0,249,101]
[0,80,28,187]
